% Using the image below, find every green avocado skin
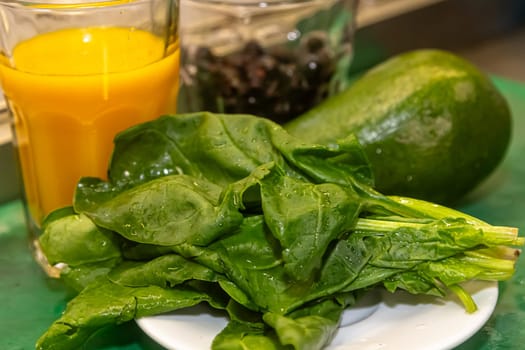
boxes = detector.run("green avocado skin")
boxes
[285,49,512,204]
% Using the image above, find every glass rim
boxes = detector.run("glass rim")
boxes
[0,0,163,9]
[184,0,351,6]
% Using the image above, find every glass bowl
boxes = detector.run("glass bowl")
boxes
[178,0,358,123]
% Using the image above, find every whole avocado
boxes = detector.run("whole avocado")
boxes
[285,49,512,204]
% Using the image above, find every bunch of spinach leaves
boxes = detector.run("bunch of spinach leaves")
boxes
[36,113,523,350]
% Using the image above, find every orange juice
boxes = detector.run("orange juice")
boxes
[0,27,180,224]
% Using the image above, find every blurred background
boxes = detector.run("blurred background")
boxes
[2,0,525,204]
[354,0,525,79]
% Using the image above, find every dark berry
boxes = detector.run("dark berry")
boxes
[304,32,328,53]
[241,40,266,60]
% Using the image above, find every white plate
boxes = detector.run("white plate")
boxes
[136,280,498,350]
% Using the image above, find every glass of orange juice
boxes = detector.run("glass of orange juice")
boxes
[0,0,180,275]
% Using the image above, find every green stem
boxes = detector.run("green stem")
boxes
[468,246,522,260]
[352,182,434,219]
[387,195,486,224]
[447,283,477,313]
[355,218,522,247]
[462,252,517,272]
[355,218,428,231]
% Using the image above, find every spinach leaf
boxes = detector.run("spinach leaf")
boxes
[106,113,291,190]
[204,215,367,314]
[121,242,174,261]
[263,299,344,350]
[59,258,122,292]
[212,320,282,350]
[213,297,351,350]
[212,300,282,350]
[108,254,220,288]
[39,213,121,266]
[35,279,223,350]
[75,175,244,246]
[271,129,373,187]
[260,168,362,281]
[104,113,373,192]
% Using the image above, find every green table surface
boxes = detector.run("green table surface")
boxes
[2,76,525,350]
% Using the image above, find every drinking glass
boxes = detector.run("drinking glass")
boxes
[0,0,180,275]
